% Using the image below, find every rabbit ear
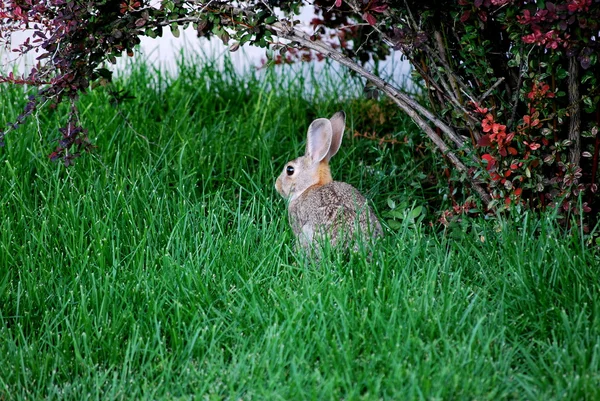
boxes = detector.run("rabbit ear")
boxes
[326,111,346,161]
[305,118,333,164]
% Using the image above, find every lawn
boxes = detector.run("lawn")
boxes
[1,55,599,400]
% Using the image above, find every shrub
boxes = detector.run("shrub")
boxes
[1,0,599,221]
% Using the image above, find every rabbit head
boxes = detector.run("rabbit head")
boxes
[275,111,346,202]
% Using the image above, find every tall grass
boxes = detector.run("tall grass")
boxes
[1,54,599,400]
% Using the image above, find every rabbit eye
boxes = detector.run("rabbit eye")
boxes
[286,165,295,176]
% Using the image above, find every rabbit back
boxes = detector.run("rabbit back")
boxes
[288,181,383,251]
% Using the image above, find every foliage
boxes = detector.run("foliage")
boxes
[1,0,600,220]
[451,0,600,221]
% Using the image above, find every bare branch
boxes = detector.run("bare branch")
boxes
[270,22,492,205]
[568,56,581,168]
[477,77,505,105]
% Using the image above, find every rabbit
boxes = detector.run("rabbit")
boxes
[275,111,383,255]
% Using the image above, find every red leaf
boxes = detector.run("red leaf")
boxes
[335,0,342,6]
[363,12,377,26]
[514,188,523,196]
[482,153,496,171]
[370,4,388,13]
[477,134,491,147]
[508,147,518,155]
[460,10,471,23]
[482,153,494,162]
[472,102,488,114]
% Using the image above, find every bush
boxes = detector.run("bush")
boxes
[1,0,599,221]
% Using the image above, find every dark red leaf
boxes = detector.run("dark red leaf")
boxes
[370,4,388,13]
[579,56,591,69]
[363,12,376,26]
[460,10,471,23]
[477,134,491,147]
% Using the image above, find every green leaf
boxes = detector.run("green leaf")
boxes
[171,23,180,38]
[239,33,253,46]
[95,68,112,79]
[145,27,157,39]
[556,67,568,80]
[581,71,596,84]
[387,210,405,219]
[387,220,403,230]
[409,206,423,220]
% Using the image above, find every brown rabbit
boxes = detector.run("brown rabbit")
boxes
[275,111,383,255]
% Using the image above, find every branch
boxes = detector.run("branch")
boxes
[477,77,505,105]
[568,56,581,168]
[507,49,525,130]
[270,22,492,205]
[434,30,461,103]
[281,26,469,147]
[340,1,482,145]
[160,9,470,153]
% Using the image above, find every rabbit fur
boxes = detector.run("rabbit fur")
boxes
[275,111,383,254]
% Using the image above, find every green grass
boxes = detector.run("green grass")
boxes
[1,54,600,400]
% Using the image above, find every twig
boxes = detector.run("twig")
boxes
[507,68,523,129]
[477,77,505,105]
[434,30,461,103]
[568,56,581,168]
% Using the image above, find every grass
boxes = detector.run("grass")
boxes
[1,54,600,400]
